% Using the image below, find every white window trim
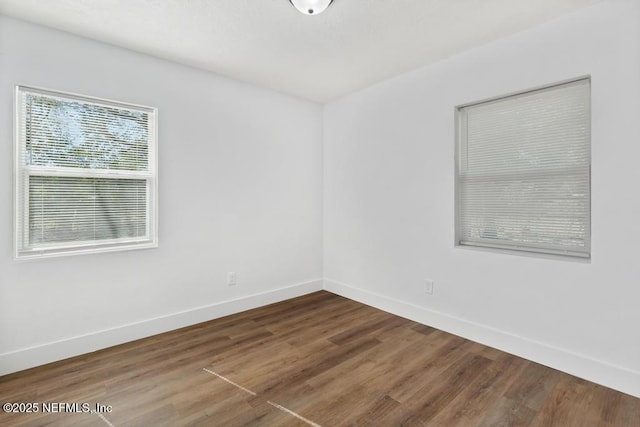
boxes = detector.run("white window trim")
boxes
[454,77,591,259]
[14,85,159,260]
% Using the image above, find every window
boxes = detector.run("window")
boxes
[455,78,590,258]
[14,86,158,259]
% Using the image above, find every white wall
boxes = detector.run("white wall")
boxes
[2,0,639,399]
[324,0,640,398]
[0,16,323,373]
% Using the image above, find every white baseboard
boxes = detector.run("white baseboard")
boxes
[323,278,640,399]
[4,277,638,399]
[0,279,323,376]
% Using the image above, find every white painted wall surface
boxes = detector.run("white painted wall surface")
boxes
[0,16,323,373]
[2,0,639,399]
[323,0,640,397]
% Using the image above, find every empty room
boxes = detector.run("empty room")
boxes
[1,0,639,425]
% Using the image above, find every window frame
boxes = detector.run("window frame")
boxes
[454,77,591,259]
[14,85,159,260]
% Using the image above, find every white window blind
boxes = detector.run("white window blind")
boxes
[456,78,590,258]
[15,86,158,259]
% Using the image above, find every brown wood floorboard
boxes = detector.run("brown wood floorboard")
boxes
[0,291,638,426]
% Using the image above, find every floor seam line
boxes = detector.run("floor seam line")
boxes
[202,367,321,426]
[202,367,257,396]
[92,410,115,427]
[266,400,322,427]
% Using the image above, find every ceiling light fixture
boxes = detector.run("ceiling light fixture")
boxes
[289,0,334,16]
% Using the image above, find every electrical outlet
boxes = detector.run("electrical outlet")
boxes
[227,272,237,286]
[424,279,434,295]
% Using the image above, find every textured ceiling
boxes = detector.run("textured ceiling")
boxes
[0,0,602,103]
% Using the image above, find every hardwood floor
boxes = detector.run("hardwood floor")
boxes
[1,291,638,426]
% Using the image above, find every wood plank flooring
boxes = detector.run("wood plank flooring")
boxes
[0,291,638,426]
